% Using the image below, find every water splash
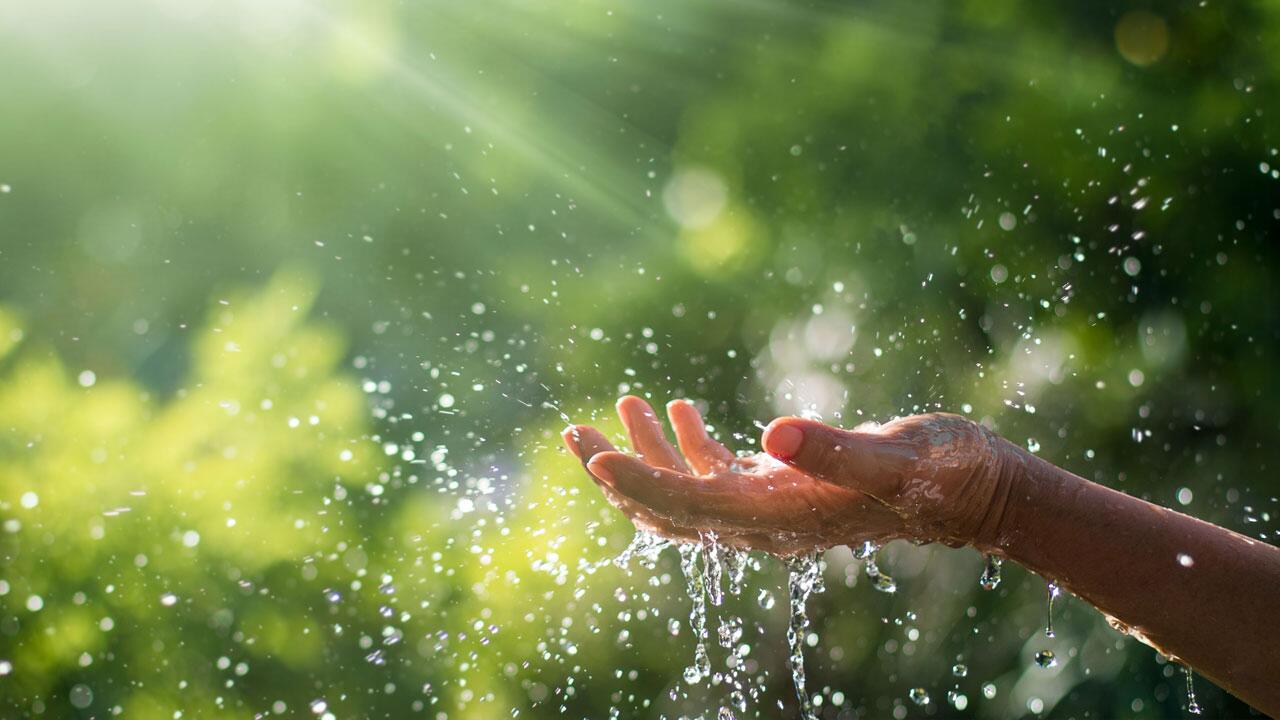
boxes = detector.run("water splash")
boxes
[671,537,758,716]
[1045,581,1060,637]
[678,544,712,682]
[703,533,725,607]
[717,543,749,718]
[1182,664,1202,715]
[716,613,747,718]
[979,554,1003,590]
[785,553,825,720]
[724,546,748,596]
[613,529,669,570]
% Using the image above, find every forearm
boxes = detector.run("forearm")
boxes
[982,442,1280,715]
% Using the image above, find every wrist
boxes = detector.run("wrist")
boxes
[965,431,1031,554]
[972,437,1093,560]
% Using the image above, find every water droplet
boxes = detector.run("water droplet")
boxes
[952,663,968,677]
[717,616,742,648]
[757,589,776,610]
[982,682,997,699]
[1034,650,1057,668]
[160,593,178,607]
[1045,581,1060,637]
[863,549,896,593]
[1183,665,1202,715]
[909,687,930,705]
[69,684,93,709]
[979,555,1003,590]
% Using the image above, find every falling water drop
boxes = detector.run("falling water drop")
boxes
[724,546,747,596]
[757,589,776,610]
[908,687,930,706]
[1183,665,1202,715]
[716,612,747,717]
[785,553,824,720]
[703,534,725,607]
[853,540,875,560]
[678,543,711,681]
[1045,581,1060,638]
[717,616,742,648]
[979,554,1003,590]
[1034,650,1057,668]
[860,545,896,593]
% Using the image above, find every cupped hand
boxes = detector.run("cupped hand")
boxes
[562,396,1014,557]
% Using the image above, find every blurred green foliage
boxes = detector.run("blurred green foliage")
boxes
[1,0,1278,718]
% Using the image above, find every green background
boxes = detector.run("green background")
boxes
[1,0,1277,717]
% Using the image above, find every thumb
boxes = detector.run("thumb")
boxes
[761,417,909,502]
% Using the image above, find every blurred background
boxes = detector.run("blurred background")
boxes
[1,0,1278,717]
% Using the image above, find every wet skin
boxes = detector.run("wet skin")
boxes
[562,395,1280,716]
[562,396,1013,556]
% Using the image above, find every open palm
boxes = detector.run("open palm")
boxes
[563,396,1010,556]
[562,396,903,555]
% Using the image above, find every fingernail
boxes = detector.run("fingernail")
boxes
[763,423,803,460]
[587,458,614,484]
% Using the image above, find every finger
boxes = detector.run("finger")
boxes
[588,451,791,529]
[616,395,689,472]
[761,417,910,502]
[561,424,618,464]
[562,428,691,538]
[666,399,734,475]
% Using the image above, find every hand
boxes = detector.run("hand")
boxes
[562,396,1014,556]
